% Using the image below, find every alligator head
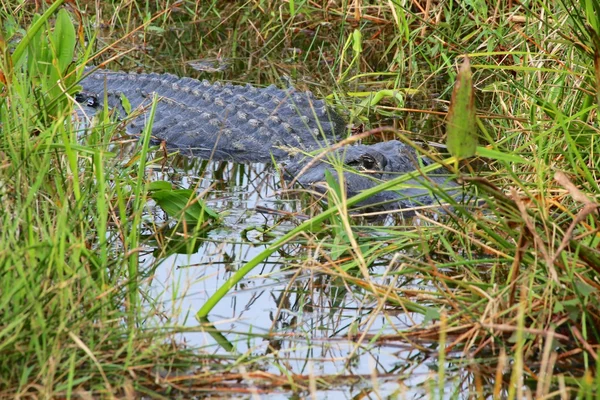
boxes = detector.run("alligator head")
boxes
[285,140,458,210]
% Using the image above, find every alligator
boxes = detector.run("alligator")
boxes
[76,69,457,209]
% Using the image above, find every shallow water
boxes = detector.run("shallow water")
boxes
[137,154,483,397]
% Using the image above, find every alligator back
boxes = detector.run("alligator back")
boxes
[77,70,347,163]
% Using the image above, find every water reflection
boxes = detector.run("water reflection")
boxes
[140,155,486,397]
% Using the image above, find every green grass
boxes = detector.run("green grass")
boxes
[2,0,600,397]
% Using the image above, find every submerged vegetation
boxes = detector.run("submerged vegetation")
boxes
[2,0,600,397]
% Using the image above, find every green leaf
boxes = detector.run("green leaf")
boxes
[46,9,76,108]
[147,180,172,192]
[151,189,219,225]
[352,29,362,54]
[147,25,166,34]
[324,169,343,203]
[26,14,49,80]
[446,57,477,163]
[553,301,564,314]
[355,90,404,117]
[331,231,350,261]
[51,9,76,74]
[120,93,132,115]
[475,146,534,165]
[422,306,441,324]
[576,281,597,297]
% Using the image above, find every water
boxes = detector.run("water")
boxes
[139,154,483,397]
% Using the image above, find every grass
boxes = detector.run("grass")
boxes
[2,0,600,398]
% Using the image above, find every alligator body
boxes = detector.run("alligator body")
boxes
[77,69,455,209]
[77,70,347,163]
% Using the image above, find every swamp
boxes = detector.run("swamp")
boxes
[2,0,600,398]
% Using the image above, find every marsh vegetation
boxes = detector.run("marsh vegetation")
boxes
[1,0,600,398]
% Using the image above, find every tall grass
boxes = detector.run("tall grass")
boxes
[0,3,205,397]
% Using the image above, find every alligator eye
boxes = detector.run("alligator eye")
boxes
[346,153,380,171]
[86,96,98,107]
[359,154,377,170]
[75,93,99,107]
